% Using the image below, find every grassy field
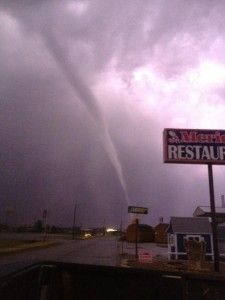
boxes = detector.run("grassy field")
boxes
[0,239,34,249]
[0,239,58,255]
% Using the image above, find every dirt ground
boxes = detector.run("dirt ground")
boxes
[120,253,225,275]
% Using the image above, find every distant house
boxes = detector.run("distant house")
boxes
[126,224,154,243]
[218,223,225,242]
[193,206,225,224]
[194,205,225,258]
[167,217,213,260]
[218,223,225,258]
[154,223,169,244]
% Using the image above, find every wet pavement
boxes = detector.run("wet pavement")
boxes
[0,236,119,277]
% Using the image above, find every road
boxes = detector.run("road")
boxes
[0,236,119,277]
[0,234,169,277]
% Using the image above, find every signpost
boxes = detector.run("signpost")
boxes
[128,206,148,259]
[163,128,225,272]
[128,206,148,214]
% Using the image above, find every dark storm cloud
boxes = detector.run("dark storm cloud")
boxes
[1,0,225,227]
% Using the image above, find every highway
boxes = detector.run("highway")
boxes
[0,236,119,277]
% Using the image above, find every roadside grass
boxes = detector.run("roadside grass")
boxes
[0,239,58,256]
[0,239,33,249]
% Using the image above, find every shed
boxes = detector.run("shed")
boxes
[167,217,213,260]
[154,223,169,244]
[126,224,154,243]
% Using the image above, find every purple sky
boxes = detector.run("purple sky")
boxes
[1,0,225,228]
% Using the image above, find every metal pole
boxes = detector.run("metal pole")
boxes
[207,164,220,272]
[135,218,139,259]
[43,210,47,242]
[72,202,77,240]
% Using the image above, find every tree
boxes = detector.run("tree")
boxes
[33,220,43,233]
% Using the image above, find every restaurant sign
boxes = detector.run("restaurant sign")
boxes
[163,128,225,164]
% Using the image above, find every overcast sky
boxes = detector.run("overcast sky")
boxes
[1,0,225,228]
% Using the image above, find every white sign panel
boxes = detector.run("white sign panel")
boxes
[164,128,225,164]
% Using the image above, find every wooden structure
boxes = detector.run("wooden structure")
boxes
[154,223,169,244]
[126,224,154,243]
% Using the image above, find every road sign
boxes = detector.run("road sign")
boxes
[128,206,148,214]
[139,251,152,263]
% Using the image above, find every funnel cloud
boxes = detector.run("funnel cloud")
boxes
[43,28,130,205]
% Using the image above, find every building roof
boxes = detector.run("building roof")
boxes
[193,206,225,217]
[127,224,153,230]
[154,223,169,230]
[168,217,212,234]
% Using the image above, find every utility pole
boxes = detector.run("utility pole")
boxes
[72,201,77,240]
[43,209,48,242]
[208,164,220,272]
[120,200,123,234]
[103,219,106,236]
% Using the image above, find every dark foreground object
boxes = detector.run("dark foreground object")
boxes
[1,261,225,300]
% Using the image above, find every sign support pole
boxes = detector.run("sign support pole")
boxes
[135,218,139,259]
[208,164,220,272]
